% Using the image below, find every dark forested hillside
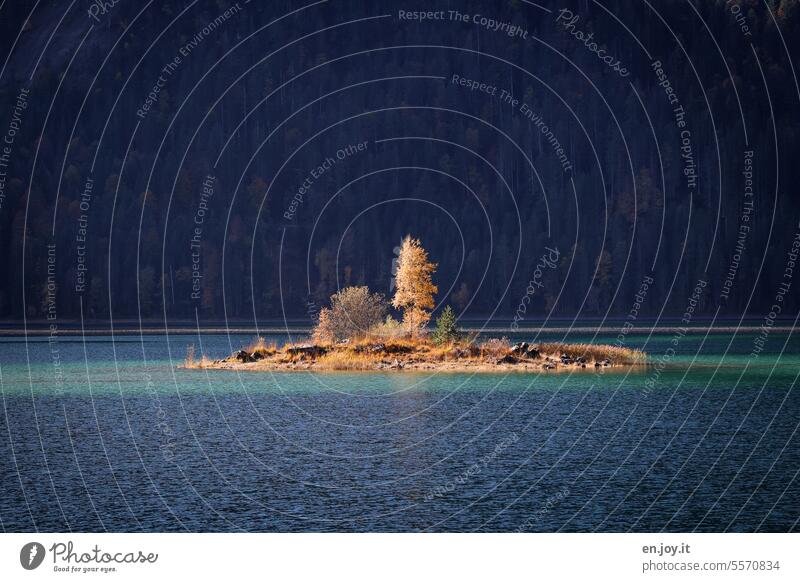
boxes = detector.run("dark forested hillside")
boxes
[0,0,798,325]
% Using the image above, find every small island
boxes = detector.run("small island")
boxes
[185,236,645,373]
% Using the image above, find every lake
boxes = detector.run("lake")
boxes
[1,331,798,532]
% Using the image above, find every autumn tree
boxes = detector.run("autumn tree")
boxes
[392,236,438,334]
[312,286,387,342]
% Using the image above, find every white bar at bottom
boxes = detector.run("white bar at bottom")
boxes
[1,533,796,581]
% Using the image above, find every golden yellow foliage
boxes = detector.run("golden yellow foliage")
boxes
[392,235,438,333]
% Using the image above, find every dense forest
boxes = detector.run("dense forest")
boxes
[0,0,798,325]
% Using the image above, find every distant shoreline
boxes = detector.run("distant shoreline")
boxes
[1,325,796,337]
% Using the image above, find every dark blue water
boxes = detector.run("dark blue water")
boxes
[1,332,798,532]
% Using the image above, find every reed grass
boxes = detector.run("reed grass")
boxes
[183,346,214,369]
[537,342,645,364]
[247,336,278,357]
[315,350,381,370]
[201,333,646,370]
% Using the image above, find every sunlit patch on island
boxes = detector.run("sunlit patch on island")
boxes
[184,335,646,373]
[184,236,644,373]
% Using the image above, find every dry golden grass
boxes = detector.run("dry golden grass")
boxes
[203,333,646,371]
[344,335,643,364]
[315,350,381,370]
[276,349,305,364]
[247,336,278,357]
[339,335,417,352]
[183,347,213,369]
[365,317,407,341]
[537,342,645,364]
[478,337,511,358]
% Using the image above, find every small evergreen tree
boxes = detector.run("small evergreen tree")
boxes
[432,305,459,345]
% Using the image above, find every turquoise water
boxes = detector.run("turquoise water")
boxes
[1,332,798,531]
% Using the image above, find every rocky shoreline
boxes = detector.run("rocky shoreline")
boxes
[186,340,643,373]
